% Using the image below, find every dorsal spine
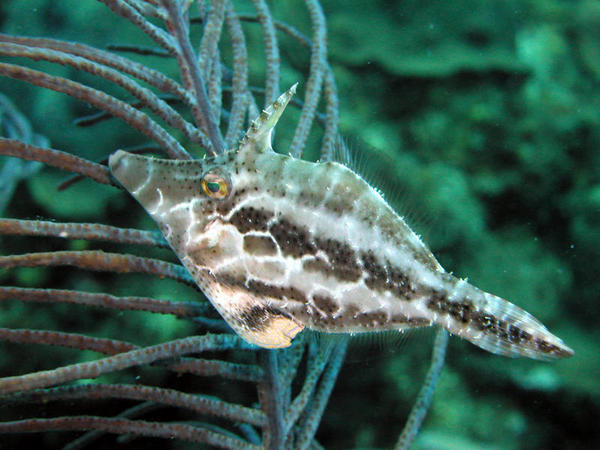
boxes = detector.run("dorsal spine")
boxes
[239,83,298,151]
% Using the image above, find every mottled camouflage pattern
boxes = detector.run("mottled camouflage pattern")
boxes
[110,85,573,360]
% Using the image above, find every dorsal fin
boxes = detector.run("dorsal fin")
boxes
[239,83,297,153]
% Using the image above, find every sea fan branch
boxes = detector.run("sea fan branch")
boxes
[295,338,348,449]
[251,0,280,105]
[0,286,205,317]
[0,416,259,449]
[224,3,250,147]
[97,0,177,52]
[0,33,190,102]
[289,0,327,158]
[1,384,264,426]
[0,138,115,186]
[0,328,136,355]
[161,0,225,154]
[284,342,331,433]
[0,64,191,159]
[258,350,285,449]
[0,42,208,146]
[0,218,168,248]
[0,334,253,394]
[394,329,449,450]
[0,251,195,286]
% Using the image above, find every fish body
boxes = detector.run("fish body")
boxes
[109,85,573,361]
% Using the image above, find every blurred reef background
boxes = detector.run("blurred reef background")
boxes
[1,0,599,448]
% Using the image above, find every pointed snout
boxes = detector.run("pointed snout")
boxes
[109,150,151,193]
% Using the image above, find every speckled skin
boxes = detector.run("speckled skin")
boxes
[109,86,573,360]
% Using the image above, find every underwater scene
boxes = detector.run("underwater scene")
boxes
[0,0,598,449]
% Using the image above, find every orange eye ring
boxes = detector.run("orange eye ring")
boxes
[201,172,230,200]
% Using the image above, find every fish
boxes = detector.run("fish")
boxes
[109,84,574,361]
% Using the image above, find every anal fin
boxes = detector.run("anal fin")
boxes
[241,314,305,349]
[207,280,305,349]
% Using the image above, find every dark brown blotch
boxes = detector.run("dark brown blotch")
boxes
[307,302,361,328]
[427,292,475,325]
[426,291,542,350]
[230,207,274,233]
[535,338,562,355]
[510,326,531,343]
[303,257,333,275]
[269,219,317,257]
[388,264,416,299]
[354,310,389,328]
[361,251,388,290]
[315,237,362,282]
[243,235,278,256]
[361,251,416,299]
[267,217,363,283]
[312,294,340,316]
[470,311,496,332]
[390,313,431,327]
[247,279,307,304]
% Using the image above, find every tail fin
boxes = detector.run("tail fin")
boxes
[431,279,574,361]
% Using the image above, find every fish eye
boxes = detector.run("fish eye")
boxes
[201,171,230,200]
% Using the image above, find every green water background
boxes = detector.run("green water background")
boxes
[1,0,599,448]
